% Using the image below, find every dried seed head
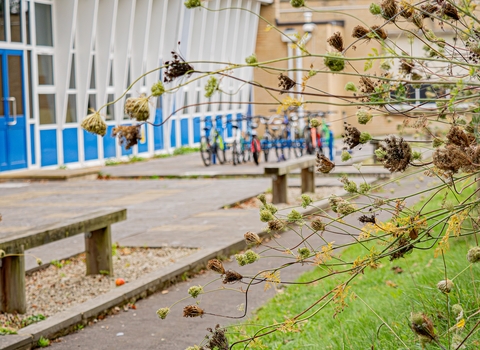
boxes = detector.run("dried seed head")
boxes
[183,305,205,318]
[278,74,296,93]
[125,94,150,121]
[412,13,424,29]
[156,307,170,319]
[399,59,414,75]
[359,215,376,224]
[390,237,414,260]
[112,125,142,150]
[433,145,470,174]
[81,111,107,136]
[223,270,243,284]
[206,324,229,350]
[244,231,262,246]
[421,4,439,19]
[311,218,325,231]
[268,219,286,231]
[374,198,385,207]
[316,153,335,173]
[410,312,436,342]
[444,3,460,21]
[207,259,225,275]
[327,32,344,52]
[369,25,388,40]
[379,135,412,172]
[399,0,414,18]
[447,126,473,148]
[352,25,370,39]
[359,76,376,94]
[164,51,194,83]
[381,0,398,22]
[467,246,480,263]
[188,285,204,298]
[342,123,362,149]
[436,279,454,293]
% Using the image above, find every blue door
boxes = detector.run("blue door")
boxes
[0,50,27,171]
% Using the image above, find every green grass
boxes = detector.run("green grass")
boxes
[37,336,50,347]
[228,186,480,349]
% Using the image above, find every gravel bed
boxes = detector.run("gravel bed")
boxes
[0,247,197,331]
[231,187,344,210]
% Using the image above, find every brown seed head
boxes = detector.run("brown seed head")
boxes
[311,218,325,232]
[206,324,229,350]
[446,126,473,148]
[352,25,370,39]
[183,305,205,318]
[222,270,243,284]
[244,231,262,246]
[327,32,344,52]
[410,312,436,342]
[370,25,388,40]
[381,0,398,22]
[124,94,150,121]
[433,145,470,174]
[359,76,376,94]
[278,74,296,93]
[444,3,460,21]
[379,135,412,172]
[421,4,439,19]
[399,0,414,18]
[207,259,225,275]
[164,50,194,83]
[112,125,142,150]
[316,152,335,173]
[342,123,362,149]
[268,219,286,231]
[399,59,414,75]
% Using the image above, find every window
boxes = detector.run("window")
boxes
[89,56,96,89]
[106,94,115,121]
[10,0,21,42]
[0,1,5,41]
[35,3,53,46]
[27,51,33,119]
[38,94,56,124]
[66,94,77,123]
[87,94,96,112]
[69,54,76,89]
[37,54,54,85]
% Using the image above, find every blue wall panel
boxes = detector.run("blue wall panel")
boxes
[170,119,176,148]
[193,116,200,143]
[30,124,35,165]
[63,128,79,163]
[226,114,233,138]
[154,109,163,150]
[83,130,99,160]
[138,124,149,153]
[40,129,57,166]
[103,125,116,158]
[180,119,189,145]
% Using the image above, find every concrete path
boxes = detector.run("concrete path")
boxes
[46,173,432,350]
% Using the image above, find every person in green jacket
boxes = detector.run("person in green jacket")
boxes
[321,122,334,161]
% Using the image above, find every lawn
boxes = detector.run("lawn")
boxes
[228,184,480,349]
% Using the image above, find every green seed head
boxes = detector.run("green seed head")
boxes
[467,246,480,263]
[188,285,204,298]
[156,307,170,319]
[301,194,313,208]
[341,150,352,162]
[290,0,305,8]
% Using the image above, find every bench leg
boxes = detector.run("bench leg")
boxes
[0,247,27,314]
[272,174,288,204]
[85,226,113,276]
[301,166,315,194]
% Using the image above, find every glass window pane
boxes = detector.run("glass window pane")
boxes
[10,0,21,42]
[37,54,54,85]
[157,94,162,110]
[38,94,56,124]
[66,94,76,123]
[123,94,131,119]
[106,94,114,121]
[87,94,96,112]
[0,1,5,41]
[69,54,76,89]
[35,3,52,46]
[89,56,95,89]
[0,58,4,116]
[27,51,33,118]
[25,0,30,44]
[108,61,113,86]
[8,55,24,115]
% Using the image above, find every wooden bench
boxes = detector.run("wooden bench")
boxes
[264,155,317,204]
[0,207,126,314]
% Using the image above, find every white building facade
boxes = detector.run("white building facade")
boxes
[0,0,268,172]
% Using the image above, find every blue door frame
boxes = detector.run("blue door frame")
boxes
[0,50,27,172]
